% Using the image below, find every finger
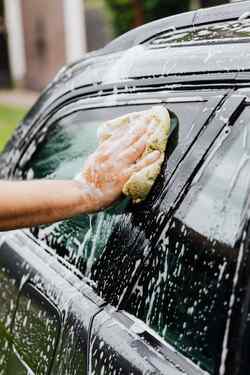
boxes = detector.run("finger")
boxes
[110,121,148,148]
[119,134,149,164]
[97,116,156,164]
[100,127,146,159]
[101,114,154,149]
[127,150,161,175]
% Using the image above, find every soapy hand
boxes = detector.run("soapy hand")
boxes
[77,120,161,212]
[0,111,164,231]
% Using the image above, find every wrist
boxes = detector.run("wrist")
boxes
[74,173,102,213]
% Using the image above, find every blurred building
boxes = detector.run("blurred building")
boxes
[0,0,232,91]
[0,0,87,91]
[85,0,113,52]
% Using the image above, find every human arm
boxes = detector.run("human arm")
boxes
[0,121,160,231]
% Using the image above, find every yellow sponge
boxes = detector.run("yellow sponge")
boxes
[98,105,171,204]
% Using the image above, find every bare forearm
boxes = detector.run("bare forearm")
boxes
[0,107,162,231]
[0,180,89,231]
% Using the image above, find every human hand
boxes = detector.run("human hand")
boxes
[76,118,161,212]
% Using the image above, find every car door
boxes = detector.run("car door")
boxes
[0,228,105,375]
[0,87,237,374]
[159,95,250,375]
[88,92,248,375]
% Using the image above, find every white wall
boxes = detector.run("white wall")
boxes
[63,0,87,64]
[4,0,26,82]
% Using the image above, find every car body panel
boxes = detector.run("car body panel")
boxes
[89,306,206,375]
[0,231,103,374]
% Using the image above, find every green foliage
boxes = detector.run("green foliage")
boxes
[105,0,133,36]
[0,105,27,151]
[144,0,190,23]
[105,0,190,36]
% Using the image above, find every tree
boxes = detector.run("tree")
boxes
[132,0,144,27]
[200,0,228,7]
[105,0,190,37]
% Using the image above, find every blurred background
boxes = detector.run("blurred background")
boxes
[0,0,236,150]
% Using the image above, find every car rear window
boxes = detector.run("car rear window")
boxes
[20,97,214,276]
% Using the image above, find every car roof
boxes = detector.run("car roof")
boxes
[4,1,249,161]
[57,2,250,90]
[104,1,250,53]
[56,30,250,90]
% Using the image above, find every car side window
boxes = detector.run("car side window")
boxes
[110,106,250,373]
[18,97,214,278]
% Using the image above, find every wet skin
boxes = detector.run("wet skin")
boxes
[0,117,160,231]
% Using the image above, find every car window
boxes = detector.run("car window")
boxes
[19,97,214,276]
[105,106,250,373]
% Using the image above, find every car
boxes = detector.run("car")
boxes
[1,2,250,374]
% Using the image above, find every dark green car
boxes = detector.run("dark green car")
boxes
[1,2,250,374]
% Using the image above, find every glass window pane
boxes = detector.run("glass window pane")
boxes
[21,101,208,276]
